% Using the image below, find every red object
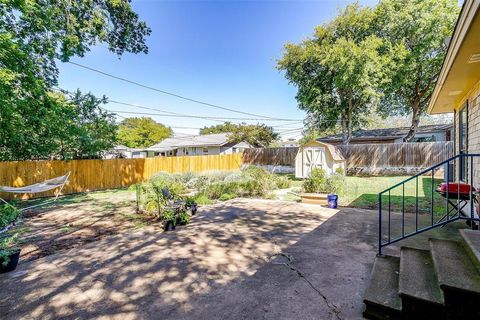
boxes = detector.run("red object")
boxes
[437,182,476,195]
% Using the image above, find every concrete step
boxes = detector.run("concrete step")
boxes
[363,255,402,320]
[398,247,444,317]
[430,238,480,319]
[460,229,480,270]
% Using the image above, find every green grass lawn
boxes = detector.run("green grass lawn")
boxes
[279,174,449,216]
[340,175,447,216]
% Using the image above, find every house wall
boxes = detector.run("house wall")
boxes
[131,151,147,158]
[454,79,480,185]
[323,131,450,145]
[174,142,249,156]
[392,131,448,143]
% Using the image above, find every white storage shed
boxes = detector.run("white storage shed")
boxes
[295,141,346,178]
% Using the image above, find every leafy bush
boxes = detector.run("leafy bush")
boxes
[203,181,242,199]
[219,193,237,201]
[149,173,187,197]
[0,205,20,229]
[303,168,345,194]
[141,166,290,207]
[274,175,291,189]
[190,193,213,205]
[0,233,19,267]
[177,211,191,224]
[303,168,328,193]
[325,173,345,194]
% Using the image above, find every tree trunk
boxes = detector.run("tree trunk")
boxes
[342,97,353,145]
[403,100,421,142]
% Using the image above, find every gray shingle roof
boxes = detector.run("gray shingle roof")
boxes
[148,133,232,151]
[318,124,452,142]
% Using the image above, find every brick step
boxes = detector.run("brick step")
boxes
[398,247,444,318]
[363,255,402,320]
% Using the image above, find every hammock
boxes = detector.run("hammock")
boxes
[0,172,70,212]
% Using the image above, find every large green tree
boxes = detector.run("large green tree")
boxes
[0,89,118,160]
[117,117,173,148]
[200,122,279,148]
[0,0,150,160]
[374,0,459,141]
[278,4,391,144]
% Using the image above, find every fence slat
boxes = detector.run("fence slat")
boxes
[0,153,243,200]
[243,142,454,172]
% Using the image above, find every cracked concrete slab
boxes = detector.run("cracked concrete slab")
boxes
[0,198,466,319]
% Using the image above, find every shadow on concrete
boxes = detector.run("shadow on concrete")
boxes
[0,199,467,320]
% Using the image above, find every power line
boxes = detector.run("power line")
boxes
[68,61,294,120]
[105,109,304,122]
[55,87,303,123]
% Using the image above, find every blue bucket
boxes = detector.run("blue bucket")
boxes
[327,194,338,209]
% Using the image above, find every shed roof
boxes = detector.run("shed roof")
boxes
[303,141,345,162]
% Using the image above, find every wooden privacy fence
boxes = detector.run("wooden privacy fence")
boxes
[243,147,298,166]
[335,142,454,169]
[0,153,243,200]
[242,142,454,172]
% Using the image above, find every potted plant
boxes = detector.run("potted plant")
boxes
[162,208,179,231]
[0,233,21,273]
[176,210,191,226]
[185,198,198,215]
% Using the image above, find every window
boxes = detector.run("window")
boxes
[459,103,468,181]
[232,147,237,153]
[203,147,209,154]
[412,135,436,142]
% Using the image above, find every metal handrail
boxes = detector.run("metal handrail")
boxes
[378,153,480,255]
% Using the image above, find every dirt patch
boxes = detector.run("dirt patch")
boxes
[15,189,163,263]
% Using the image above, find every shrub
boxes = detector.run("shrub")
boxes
[325,173,345,194]
[203,181,242,199]
[274,175,291,189]
[303,168,345,194]
[241,166,277,197]
[219,193,237,201]
[303,168,328,193]
[0,233,19,267]
[161,208,177,224]
[177,211,191,224]
[0,205,20,229]
[149,173,187,197]
[190,193,213,205]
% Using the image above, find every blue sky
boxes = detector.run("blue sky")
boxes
[58,0,378,139]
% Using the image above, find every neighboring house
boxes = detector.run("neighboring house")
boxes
[104,145,152,159]
[104,145,135,159]
[317,124,453,145]
[428,0,480,184]
[280,139,300,148]
[148,133,252,157]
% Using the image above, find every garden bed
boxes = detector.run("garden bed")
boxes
[9,189,162,263]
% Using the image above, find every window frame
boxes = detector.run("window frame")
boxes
[458,102,468,181]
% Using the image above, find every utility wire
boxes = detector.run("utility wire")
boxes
[68,61,295,121]
[105,109,303,122]
[56,87,302,123]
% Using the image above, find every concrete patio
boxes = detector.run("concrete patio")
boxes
[0,198,466,320]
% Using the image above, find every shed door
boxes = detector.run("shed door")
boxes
[303,147,325,177]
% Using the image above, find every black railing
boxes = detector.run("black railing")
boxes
[378,153,480,255]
